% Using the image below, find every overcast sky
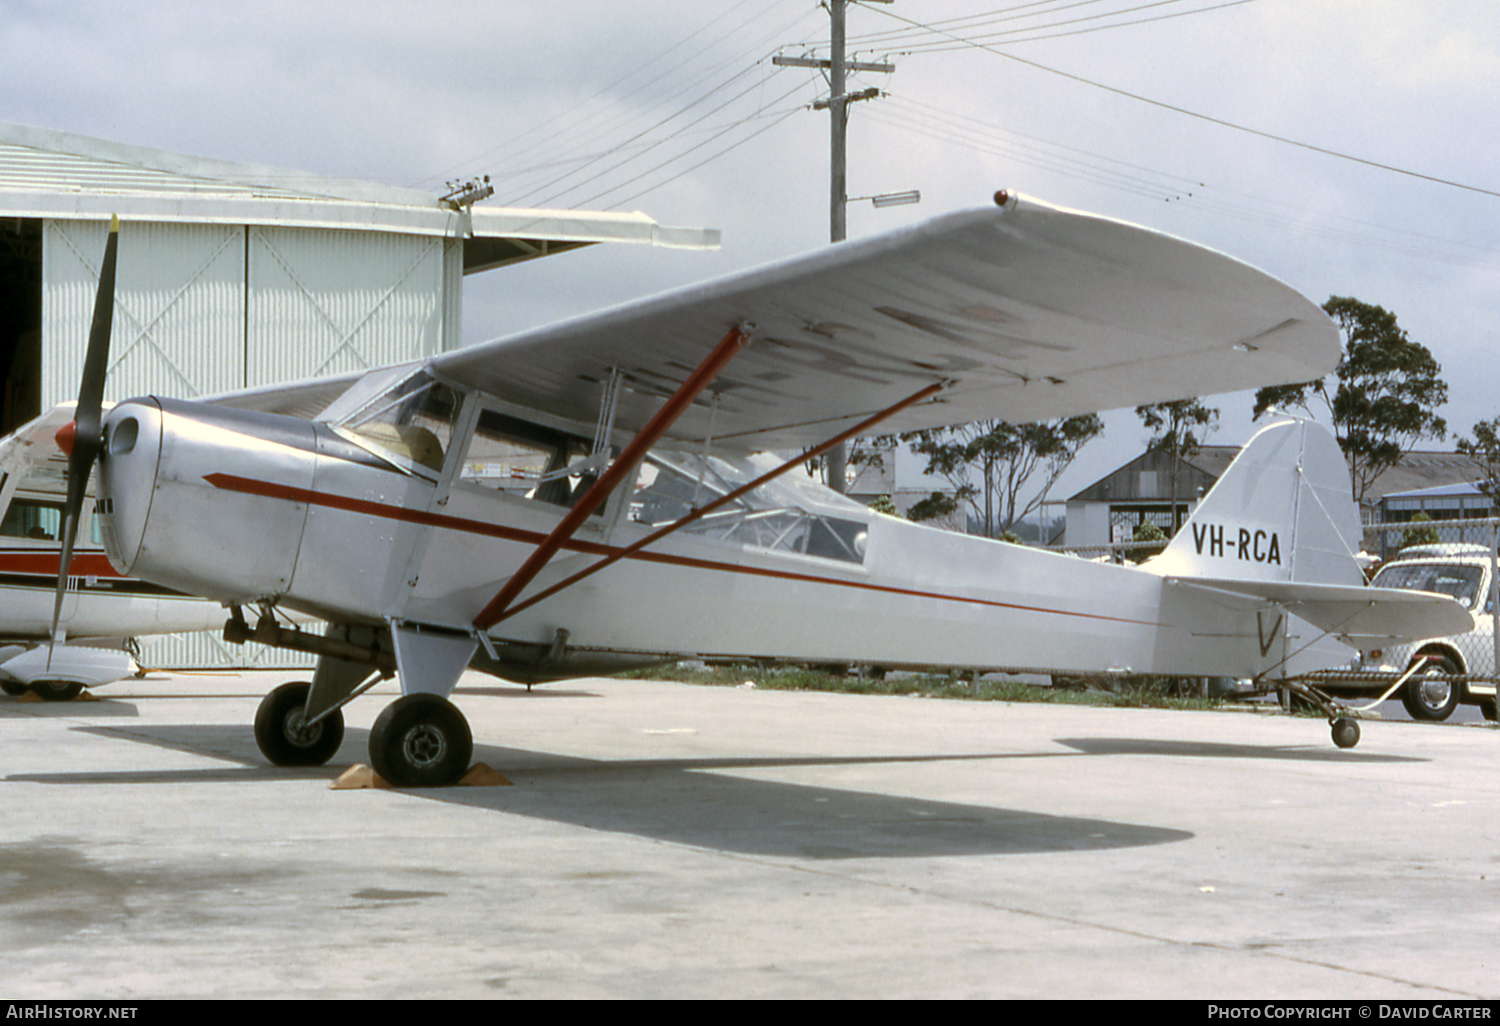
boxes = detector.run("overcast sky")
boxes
[5,0,1499,503]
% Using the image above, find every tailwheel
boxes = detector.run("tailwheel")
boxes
[254,681,345,767]
[369,693,472,788]
[1331,717,1361,749]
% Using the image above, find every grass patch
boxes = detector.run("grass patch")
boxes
[615,663,1225,711]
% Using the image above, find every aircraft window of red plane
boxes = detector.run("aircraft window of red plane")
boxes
[1,499,63,542]
[342,373,459,474]
[631,452,869,564]
[459,410,604,514]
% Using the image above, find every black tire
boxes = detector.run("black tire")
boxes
[1332,717,1361,749]
[369,693,472,788]
[1,680,29,696]
[1482,699,1500,723]
[31,680,83,702]
[254,681,345,767]
[1401,654,1463,722]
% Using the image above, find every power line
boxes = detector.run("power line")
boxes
[863,3,1500,200]
[852,0,1260,53]
[415,0,819,197]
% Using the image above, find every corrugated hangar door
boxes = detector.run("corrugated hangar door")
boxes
[247,226,452,381]
[42,220,461,669]
[42,220,247,409]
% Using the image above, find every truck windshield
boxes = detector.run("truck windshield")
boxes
[1372,562,1484,609]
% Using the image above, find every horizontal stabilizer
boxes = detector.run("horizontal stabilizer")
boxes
[1149,418,1473,648]
[1168,577,1475,649]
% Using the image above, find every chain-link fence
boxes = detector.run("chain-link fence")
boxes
[1356,516,1499,687]
[1046,516,1500,705]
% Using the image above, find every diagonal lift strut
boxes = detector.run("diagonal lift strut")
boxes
[472,325,751,631]
[484,379,947,627]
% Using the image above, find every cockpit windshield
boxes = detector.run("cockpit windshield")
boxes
[338,372,459,475]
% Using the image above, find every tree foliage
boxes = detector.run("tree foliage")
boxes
[1456,418,1500,502]
[1134,399,1219,533]
[1253,296,1448,504]
[900,415,1104,537]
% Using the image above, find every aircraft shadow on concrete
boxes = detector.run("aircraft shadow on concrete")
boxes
[445,742,1196,860]
[1054,737,1426,763]
[15,723,1194,860]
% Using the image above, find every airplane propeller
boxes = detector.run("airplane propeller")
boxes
[48,215,119,665]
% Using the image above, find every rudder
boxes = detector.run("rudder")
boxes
[1146,418,1363,588]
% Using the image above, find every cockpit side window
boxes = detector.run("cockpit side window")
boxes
[459,409,602,513]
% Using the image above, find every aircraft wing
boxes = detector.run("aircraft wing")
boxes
[1168,577,1475,649]
[428,193,1340,450]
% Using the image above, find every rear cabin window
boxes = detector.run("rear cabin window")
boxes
[629,452,869,564]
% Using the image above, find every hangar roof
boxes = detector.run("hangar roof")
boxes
[0,122,719,273]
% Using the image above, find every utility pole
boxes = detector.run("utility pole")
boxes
[773,0,893,492]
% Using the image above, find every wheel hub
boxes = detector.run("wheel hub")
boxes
[401,725,448,769]
[1418,678,1452,708]
[282,709,322,747]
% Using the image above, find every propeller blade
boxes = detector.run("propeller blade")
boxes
[48,215,119,663]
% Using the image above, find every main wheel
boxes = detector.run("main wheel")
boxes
[1,680,29,697]
[31,680,83,702]
[1401,654,1462,722]
[369,693,472,788]
[254,681,345,766]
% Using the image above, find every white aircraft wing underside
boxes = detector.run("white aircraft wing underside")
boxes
[427,194,1340,450]
[1168,577,1476,648]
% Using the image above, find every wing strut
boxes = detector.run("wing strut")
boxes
[483,379,947,627]
[472,325,751,631]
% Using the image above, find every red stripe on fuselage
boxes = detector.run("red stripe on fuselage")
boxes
[201,472,1158,627]
[0,548,124,577]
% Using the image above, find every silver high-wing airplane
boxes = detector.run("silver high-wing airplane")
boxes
[49,195,1471,785]
[0,404,222,698]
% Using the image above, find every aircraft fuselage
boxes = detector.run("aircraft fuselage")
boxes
[95,386,1335,685]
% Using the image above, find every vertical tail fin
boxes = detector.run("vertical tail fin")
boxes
[1146,418,1363,587]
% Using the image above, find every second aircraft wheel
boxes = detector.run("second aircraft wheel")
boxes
[254,681,345,766]
[31,680,84,702]
[369,693,473,788]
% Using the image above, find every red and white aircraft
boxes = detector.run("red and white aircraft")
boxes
[0,405,222,698]
[50,195,1471,784]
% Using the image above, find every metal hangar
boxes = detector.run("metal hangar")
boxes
[0,121,718,666]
